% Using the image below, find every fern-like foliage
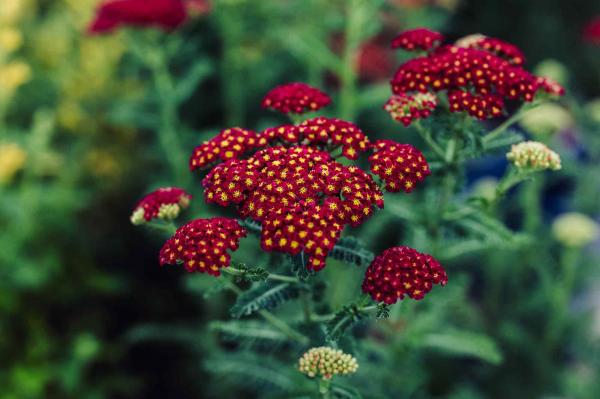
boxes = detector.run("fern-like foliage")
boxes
[230,262,270,283]
[329,237,374,267]
[210,320,290,349]
[230,281,300,318]
[326,303,366,342]
[289,253,315,280]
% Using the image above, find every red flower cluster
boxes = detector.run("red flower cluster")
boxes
[88,0,187,34]
[447,90,504,119]
[583,16,600,45]
[391,28,444,52]
[259,124,300,144]
[297,117,370,160]
[362,246,447,304]
[536,77,565,97]
[369,140,430,192]
[190,127,259,170]
[159,218,247,276]
[384,92,438,126]
[202,146,383,270]
[390,38,552,119]
[262,83,331,115]
[456,34,525,65]
[131,187,191,223]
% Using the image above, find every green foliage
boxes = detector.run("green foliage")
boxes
[420,330,503,365]
[329,237,374,267]
[230,282,301,318]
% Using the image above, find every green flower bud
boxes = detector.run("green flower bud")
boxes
[506,141,561,172]
[552,213,599,248]
[298,346,358,380]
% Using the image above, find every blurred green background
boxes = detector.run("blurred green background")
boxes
[1,0,599,398]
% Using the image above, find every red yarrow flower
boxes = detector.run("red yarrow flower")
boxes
[369,140,430,193]
[202,146,383,271]
[88,0,187,34]
[262,83,331,115]
[391,28,444,52]
[130,187,191,224]
[297,117,370,160]
[384,92,438,126]
[583,16,600,45]
[362,246,447,304]
[159,217,247,276]
[456,34,526,65]
[447,90,504,119]
[190,127,260,170]
[536,77,565,97]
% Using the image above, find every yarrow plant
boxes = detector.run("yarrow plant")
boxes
[129,23,566,397]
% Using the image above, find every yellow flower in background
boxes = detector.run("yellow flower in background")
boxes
[0,28,23,54]
[585,98,600,125]
[0,61,31,93]
[0,0,33,25]
[0,143,27,184]
[534,59,569,87]
[520,103,573,136]
[552,213,600,248]
[85,149,121,179]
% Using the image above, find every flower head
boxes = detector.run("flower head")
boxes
[362,246,447,304]
[258,124,300,145]
[159,217,247,276]
[262,82,331,115]
[298,347,358,380]
[583,16,600,45]
[384,92,438,126]
[131,187,191,224]
[391,28,444,52]
[369,140,430,193]
[390,40,560,121]
[202,146,383,270]
[88,0,187,34]
[297,117,370,160]
[190,127,260,170]
[456,34,525,65]
[552,213,599,248]
[506,141,561,172]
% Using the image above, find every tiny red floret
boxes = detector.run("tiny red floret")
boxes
[391,28,444,52]
[262,83,331,115]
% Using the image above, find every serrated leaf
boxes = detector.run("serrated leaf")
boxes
[230,262,270,283]
[289,253,315,280]
[326,304,365,342]
[420,330,503,365]
[330,237,374,267]
[210,320,289,344]
[230,282,300,318]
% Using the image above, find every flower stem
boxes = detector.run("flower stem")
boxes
[224,280,309,344]
[338,0,363,120]
[223,266,300,283]
[414,121,446,161]
[318,378,332,399]
[482,103,537,144]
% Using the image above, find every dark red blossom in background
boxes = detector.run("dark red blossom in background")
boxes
[88,0,187,34]
[189,127,259,170]
[362,246,447,304]
[456,34,526,65]
[583,16,600,45]
[262,83,331,115]
[297,117,370,160]
[159,218,246,276]
[131,187,191,223]
[384,92,438,126]
[369,140,430,192]
[202,146,383,270]
[391,28,444,52]
[358,36,395,82]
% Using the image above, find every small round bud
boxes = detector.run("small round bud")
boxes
[552,213,599,248]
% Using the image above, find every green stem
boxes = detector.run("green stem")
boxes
[414,121,446,161]
[146,221,177,234]
[223,266,300,283]
[318,378,332,399]
[224,280,309,345]
[482,103,537,144]
[337,0,362,120]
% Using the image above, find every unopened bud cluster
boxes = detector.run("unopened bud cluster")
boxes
[506,141,561,172]
[298,347,358,380]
